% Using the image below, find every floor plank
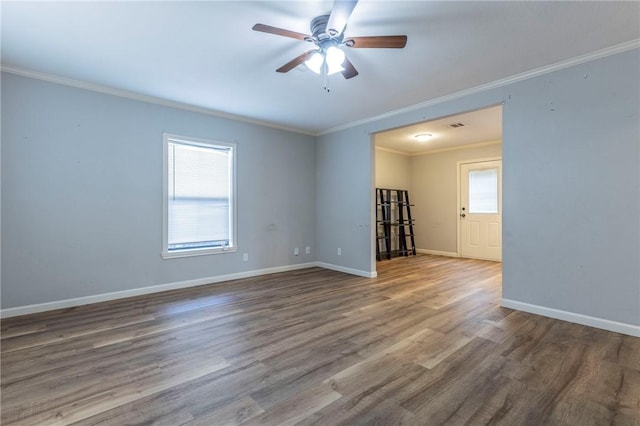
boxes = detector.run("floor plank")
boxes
[1,255,638,425]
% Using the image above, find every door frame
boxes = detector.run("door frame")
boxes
[456,157,503,258]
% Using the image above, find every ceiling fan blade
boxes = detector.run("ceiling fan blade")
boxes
[327,0,358,36]
[252,23,310,41]
[341,57,359,79]
[344,35,407,48]
[276,50,316,73]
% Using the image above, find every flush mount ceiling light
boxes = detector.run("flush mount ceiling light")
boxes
[414,133,432,142]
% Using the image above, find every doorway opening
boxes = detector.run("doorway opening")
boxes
[373,105,503,268]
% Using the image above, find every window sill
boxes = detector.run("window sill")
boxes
[161,246,238,259]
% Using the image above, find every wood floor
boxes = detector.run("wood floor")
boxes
[1,255,638,425]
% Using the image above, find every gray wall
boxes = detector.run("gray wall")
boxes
[3,48,639,328]
[316,49,639,326]
[501,52,639,325]
[1,73,317,308]
[316,127,374,274]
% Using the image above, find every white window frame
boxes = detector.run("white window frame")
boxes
[162,133,237,259]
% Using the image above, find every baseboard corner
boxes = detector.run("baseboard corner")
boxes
[315,262,376,278]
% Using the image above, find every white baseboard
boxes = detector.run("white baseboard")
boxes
[0,261,379,318]
[0,262,318,319]
[315,262,377,278]
[501,298,640,337]
[416,249,459,257]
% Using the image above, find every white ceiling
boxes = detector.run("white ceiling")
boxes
[376,104,502,154]
[1,1,638,135]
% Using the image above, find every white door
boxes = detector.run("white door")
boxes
[459,160,502,261]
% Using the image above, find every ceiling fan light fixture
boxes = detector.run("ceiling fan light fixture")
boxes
[415,133,432,142]
[326,46,346,71]
[304,51,324,74]
[252,0,408,85]
[304,47,345,76]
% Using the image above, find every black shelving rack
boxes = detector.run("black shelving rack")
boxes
[376,188,416,261]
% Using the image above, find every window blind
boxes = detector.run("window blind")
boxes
[468,168,499,214]
[167,141,232,250]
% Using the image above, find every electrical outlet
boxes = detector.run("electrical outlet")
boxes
[337,247,342,256]
[294,247,299,256]
[243,253,249,261]
[305,246,311,254]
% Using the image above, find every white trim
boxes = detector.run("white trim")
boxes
[416,249,459,258]
[316,262,377,278]
[161,247,238,259]
[501,298,640,338]
[162,134,237,259]
[457,255,502,262]
[374,146,411,156]
[0,65,315,137]
[410,140,502,157]
[0,262,378,318]
[0,263,318,318]
[320,40,640,136]
[457,162,461,257]
[457,156,503,166]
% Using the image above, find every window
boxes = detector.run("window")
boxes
[468,168,499,214]
[162,134,236,258]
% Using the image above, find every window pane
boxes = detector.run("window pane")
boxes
[167,141,232,250]
[468,168,498,213]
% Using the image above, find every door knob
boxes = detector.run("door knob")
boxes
[460,213,466,218]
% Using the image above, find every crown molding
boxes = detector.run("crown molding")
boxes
[410,140,502,156]
[0,64,316,137]
[3,39,638,138]
[320,39,640,136]
[374,146,411,156]
[376,139,501,157]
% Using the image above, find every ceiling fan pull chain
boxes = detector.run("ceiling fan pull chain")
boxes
[323,62,330,93]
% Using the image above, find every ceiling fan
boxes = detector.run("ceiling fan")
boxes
[252,0,407,90]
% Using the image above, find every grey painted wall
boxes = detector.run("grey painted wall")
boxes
[3,48,639,328]
[316,49,639,326]
[316,127,374,274]
[501,51,639,325]
[1,73,317,309]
